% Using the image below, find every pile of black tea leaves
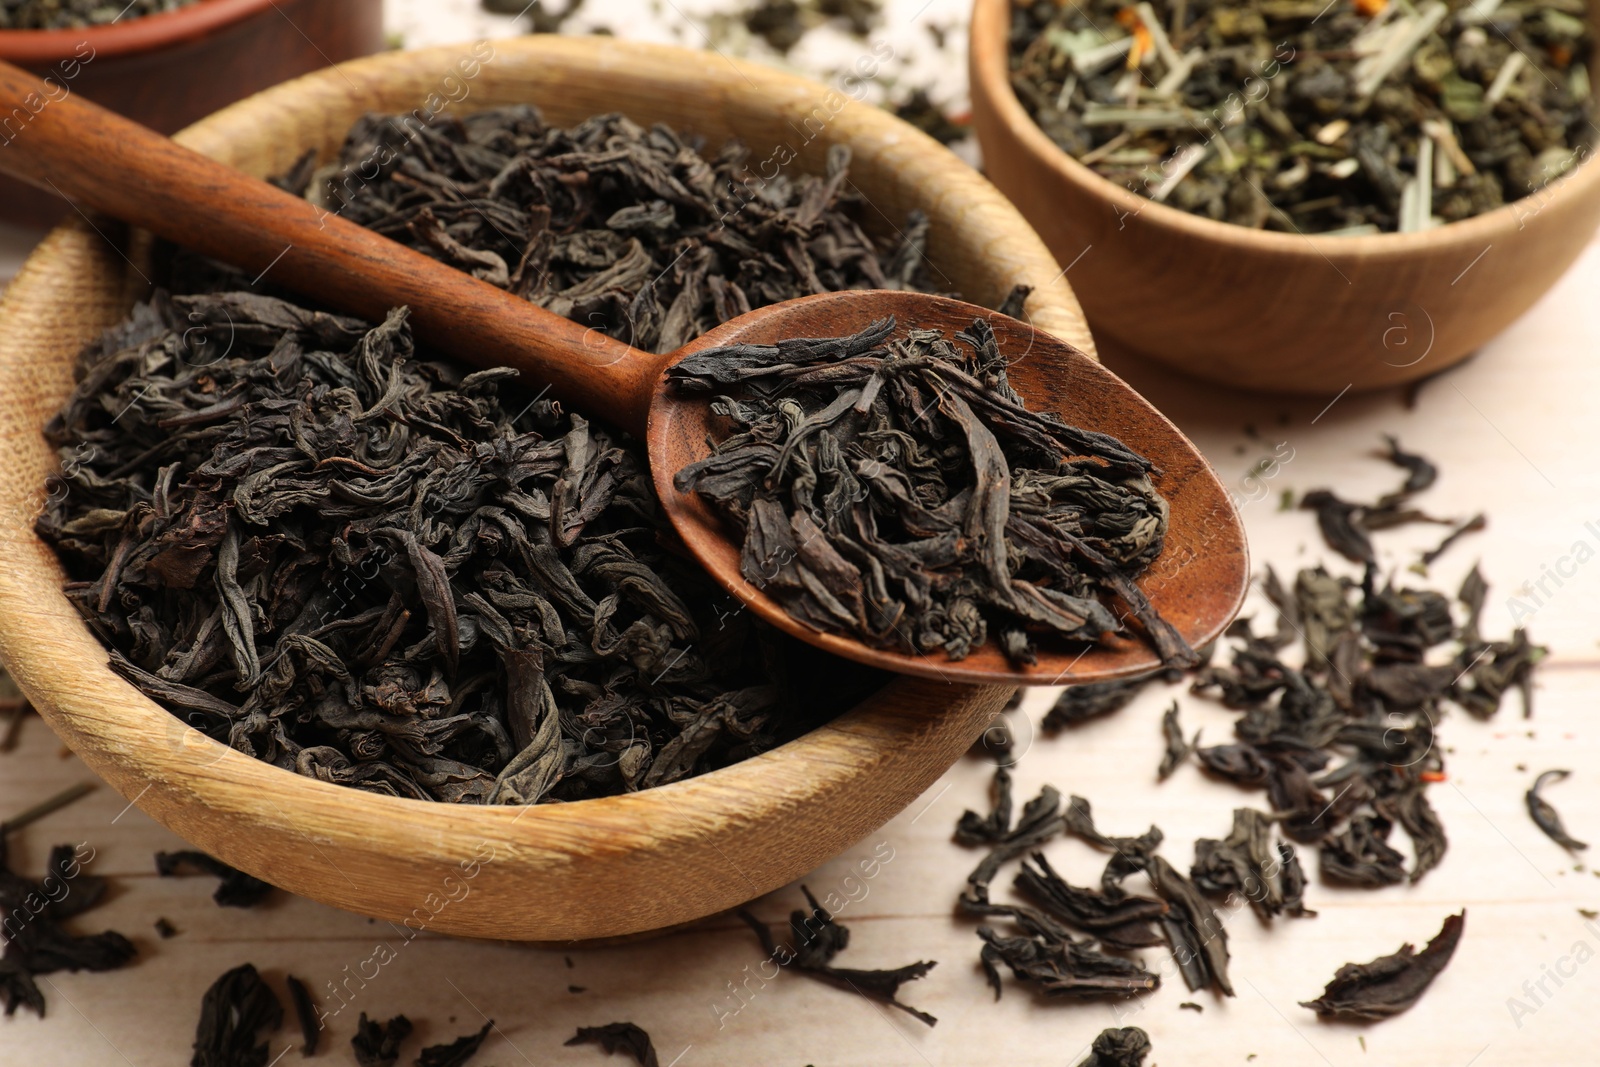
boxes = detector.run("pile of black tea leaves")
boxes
[37,104,1001,805]
[669,317,1192,668]
[958,436,1531,1020]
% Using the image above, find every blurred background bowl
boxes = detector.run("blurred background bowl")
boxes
[0,35,1092,941]
[969,0,1600,394]
[0,0,385,228]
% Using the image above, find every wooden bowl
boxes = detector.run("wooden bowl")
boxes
[969,0,1600,393]
[0,0,384,228]
[0,37,1097,941]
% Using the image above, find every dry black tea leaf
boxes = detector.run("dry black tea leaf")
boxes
[1077,1026,1152,1067]
[738,886,937,1025]
[565,1022,660,1067]
[1420,512,1487,567]
[1158,701,1197,780]
[1301,911,1465,1020]
[1147,855,1233,997]
[1014,853,1166,949]
[44,101,998,806]
[417,1019,494,1067]
[1191,808,1311,922]
[968,688,1023,763]
[961,778,1068,905]
[0,833,134,1019]
[1319,815,1408,888]
[1527,770,1588,852]
[1379,437,1438,498]
[285,975,318,1056]
[816,0,879,35]
[156,851,275,908]
[1374,785,1449,883]
[977,924,1161,1000]
[352,1013,414,1067]
[191,963,283,1067]
[1299,491,1374,565]
[742,0,807,52]
[1043,672,1161,732]
[955,765,1015,846]
[669,317,1190,670]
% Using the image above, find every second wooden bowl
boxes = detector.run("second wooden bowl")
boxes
[970,0,1600,393]
[0,37,1091,941]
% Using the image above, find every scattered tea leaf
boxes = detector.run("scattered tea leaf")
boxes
[1158,700,1198,780]
[1300,911,1465,1020]
[566,1022,659,1067]
[1043,673,1161,732]
[285,975,318,1056]
[1076,1026,1152,1067]
[1015,852,1167,949]
[1527,770,1588,852]
[190,963,282,1067]
[738,886,937,1025]
[0,837,134,1019]
[156,851,275,908]
[417,1019,493,1067]
[352,1013,414,1067]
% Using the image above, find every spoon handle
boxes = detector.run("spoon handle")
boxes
[0,58,660,435]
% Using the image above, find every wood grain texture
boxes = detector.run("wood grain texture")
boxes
[0,37,1095,941]
[968,0,1600,394]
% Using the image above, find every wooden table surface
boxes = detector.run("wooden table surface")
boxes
[2,5,1598,1067]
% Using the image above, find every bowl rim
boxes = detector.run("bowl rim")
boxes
[969,0,1600,259]
[0,35,1058,934]
[0,0,291,63]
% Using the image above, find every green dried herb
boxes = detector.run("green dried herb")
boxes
[1008,0,1594,232]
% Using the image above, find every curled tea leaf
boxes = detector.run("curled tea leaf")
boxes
[1300,911,1465,1020]
[1527,770,1588,852]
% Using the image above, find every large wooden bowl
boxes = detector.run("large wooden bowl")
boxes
[0,0,385,227]
[970,0,1600,393]
[0,37,1093,941]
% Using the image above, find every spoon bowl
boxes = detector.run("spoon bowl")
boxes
[651,289,1249,684]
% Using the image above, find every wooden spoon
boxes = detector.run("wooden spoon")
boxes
[0,58,1247,686]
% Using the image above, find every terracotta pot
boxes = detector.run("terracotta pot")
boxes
[0,0,385,227]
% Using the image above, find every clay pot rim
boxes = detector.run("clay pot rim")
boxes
[0,0,285,63]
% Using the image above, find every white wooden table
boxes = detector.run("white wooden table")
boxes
[2,4,1598,1065]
